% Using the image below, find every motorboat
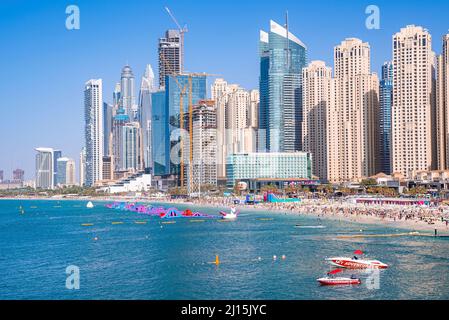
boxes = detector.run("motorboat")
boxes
[317,276,361,286]
[317,269,361,286]
[326,250,388,269]
[220,208,239,220]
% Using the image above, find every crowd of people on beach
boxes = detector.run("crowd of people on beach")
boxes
[162,196,449,230]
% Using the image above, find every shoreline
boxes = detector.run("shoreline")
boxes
[2,196,449,234]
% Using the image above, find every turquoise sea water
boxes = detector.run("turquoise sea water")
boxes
[1,199,449,300]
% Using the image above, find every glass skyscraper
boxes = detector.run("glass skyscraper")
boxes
[166,74,207,176]
[151,90,168,175]
[379,61,393,174]
[259,20,307,152]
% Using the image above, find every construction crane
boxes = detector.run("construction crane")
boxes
[160,50,219,192]
[165,6,188,73]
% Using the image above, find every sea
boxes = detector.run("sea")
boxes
[1,199,448,300]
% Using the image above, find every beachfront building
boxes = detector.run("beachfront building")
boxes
[13,169,25,183]
[35,147,55,189]
[379,61,393,174]
[436,33,449,170]
[158,29,181,89]
[103,102,113,156]
[112,107,129,172]
[392,25,436,178]
[329,38,380,182]
[184,100,217,193]
[226,152,312,190]
[56,157,76,186]
[84,79,104,187]
[79,147,86,186]
[259,20,307,152]
[302,60,333,182]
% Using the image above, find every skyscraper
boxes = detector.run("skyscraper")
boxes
[184,100,217,193]
[166,74,207,178]
[329,38,379,182]
[302,60,333,182]
[259,20,307,152]
[139,64,157,172]
[151,90,168,175]
[56,157,75,186]
[436,33,449,170]
[121,122,143,171]
[392,26,436,177]
[158,30,181,89]
[53,150,62,187]
[35,147,54,189]
[120,65,136,119]
[103,102,113,155]
[80,147,86,186]
[112,107,130,172]
[84,79,104,187]
[379,61,393,174]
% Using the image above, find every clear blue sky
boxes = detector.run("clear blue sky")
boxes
[1,0,448,180]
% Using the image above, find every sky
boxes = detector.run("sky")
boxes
[0,0,448,181]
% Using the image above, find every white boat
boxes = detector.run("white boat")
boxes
[326,257,388,269]
[86,201,94,209]
[220,208,238,220]
[317,277,361,286]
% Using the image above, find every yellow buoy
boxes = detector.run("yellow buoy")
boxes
[111,221,124,225]
[134,221,147,224]
[215,255,220,266]
[81,223,94,226]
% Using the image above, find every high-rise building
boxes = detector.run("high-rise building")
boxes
[436,34,449,170]
[53,150,62,186]
[392,26,436,177]
[103,102,113,155]
[120,65,136,119]
[56,157,75,186]
[80,147,86,187]
[102,156,113,181]
[13,169,25,182]
[35,147,54,189]
[211,78,231,179]
[139,64,157,172]
[248,89,260,129]
[379,61,393,174]
[84,79,104,187]
[184,100,217,193]
[121,122,143,171]
[226,86,251,154]
[329,38,380,182]
[112,107,129,172]
[302,60,333,182]
[151,90,168,175]
[259,20,307,152]
[0,170,3,182]
[158,30,181,89]
[166,74,207,179]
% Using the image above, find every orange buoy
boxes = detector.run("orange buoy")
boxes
[215,255,220,266]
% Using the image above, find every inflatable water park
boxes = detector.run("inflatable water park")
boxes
[106,202,226,219]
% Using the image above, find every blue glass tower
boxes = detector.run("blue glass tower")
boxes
[258,20,307,152]
[166,74,207,177]
[379,61,393,174]
[151,90,168,175]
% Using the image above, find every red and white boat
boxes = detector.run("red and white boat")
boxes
[326,250,388,269]
[317,269,361,286]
